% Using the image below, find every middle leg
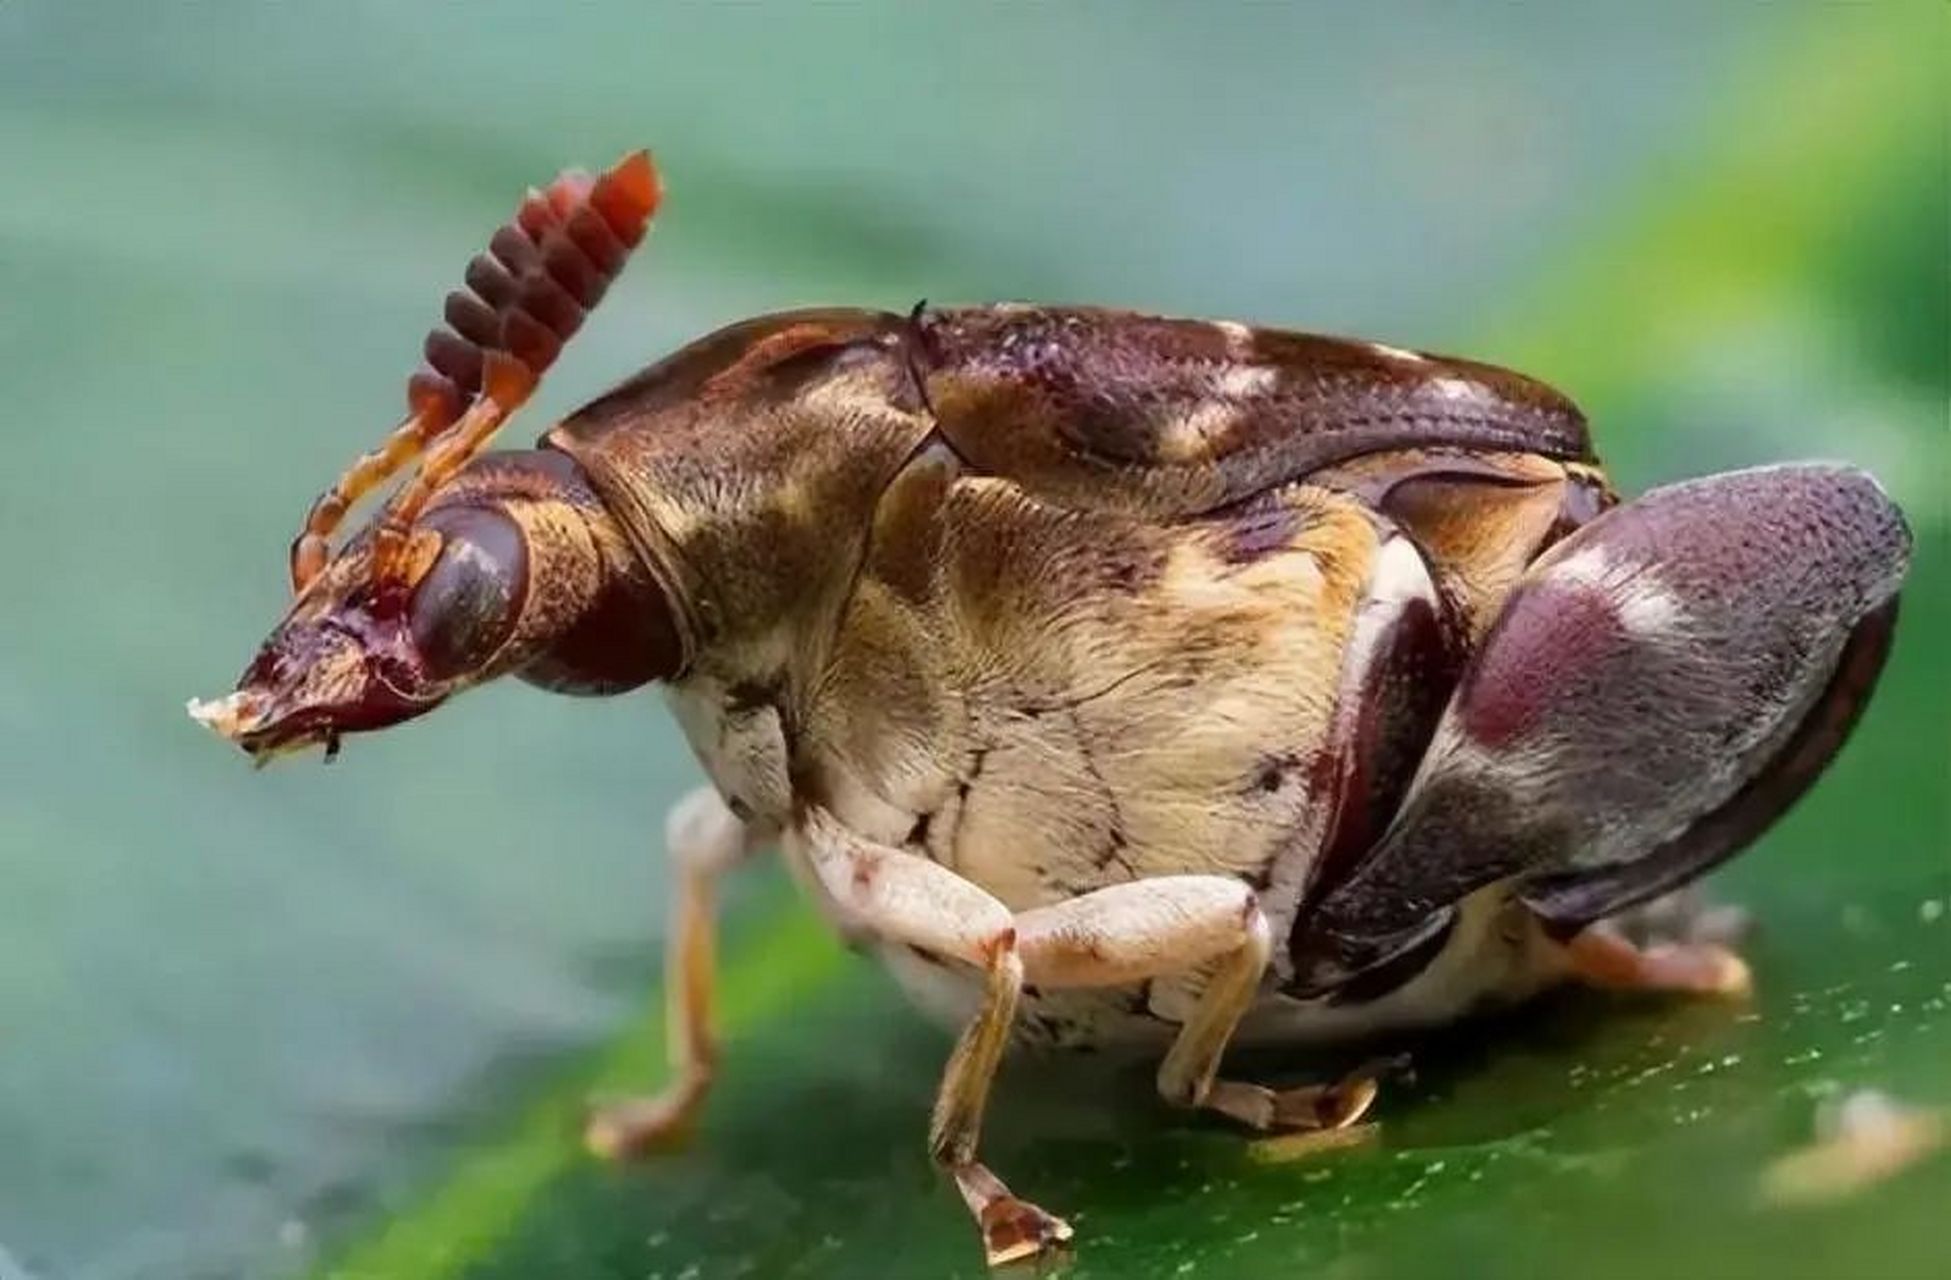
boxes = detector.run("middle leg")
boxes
[1015,878,1378,1132]
[793,805,1072,1268]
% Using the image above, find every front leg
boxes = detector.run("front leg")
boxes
[587,787,759,1159]
[793,807,1071,1269]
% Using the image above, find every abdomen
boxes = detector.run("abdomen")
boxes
[809,446,1606,1048]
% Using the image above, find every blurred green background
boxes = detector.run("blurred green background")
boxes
[1,4,1945,1279]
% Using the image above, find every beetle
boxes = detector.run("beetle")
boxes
[191,150,1911,1267]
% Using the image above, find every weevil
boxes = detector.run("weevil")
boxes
[191,150,1912,1267]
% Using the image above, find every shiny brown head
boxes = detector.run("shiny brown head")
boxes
[191,451,680,762]
[191,150,673,762]
[190,520,491,762]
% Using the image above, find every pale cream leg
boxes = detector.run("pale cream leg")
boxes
[1015,877,1379,1132]
[1562,923,1753,999]
[587,787,759,1159]
[794,807,1072,1269]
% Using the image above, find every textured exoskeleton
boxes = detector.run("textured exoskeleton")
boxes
[192,154,1912,1268]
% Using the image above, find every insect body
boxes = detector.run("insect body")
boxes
[192,152,1912,1267]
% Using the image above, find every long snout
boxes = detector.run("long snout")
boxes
[184,687,323,765]
[186,689,269,741]
[186,615,434,764]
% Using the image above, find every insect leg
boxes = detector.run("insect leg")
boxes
[1015,878,1377,1132]
[1558,923,1752,998]
[792,807,1071,1269]
[586,787,761,1159]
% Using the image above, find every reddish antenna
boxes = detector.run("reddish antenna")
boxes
[289,149,663,595]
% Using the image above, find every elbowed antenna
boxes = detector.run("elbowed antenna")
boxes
[288,149,663,595]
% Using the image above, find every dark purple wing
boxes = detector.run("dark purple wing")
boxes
[1288,463,1911,995]
[916,305,1592,517]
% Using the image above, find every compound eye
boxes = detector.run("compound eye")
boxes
[408,506,529,681]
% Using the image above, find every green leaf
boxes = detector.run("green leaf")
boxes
[2,4,1944,1279]
[348,884,1951,1280]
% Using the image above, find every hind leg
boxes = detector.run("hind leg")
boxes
[1561,924,1752,998]
[1014,879,1379,1133]
[1558,886,1754,998]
